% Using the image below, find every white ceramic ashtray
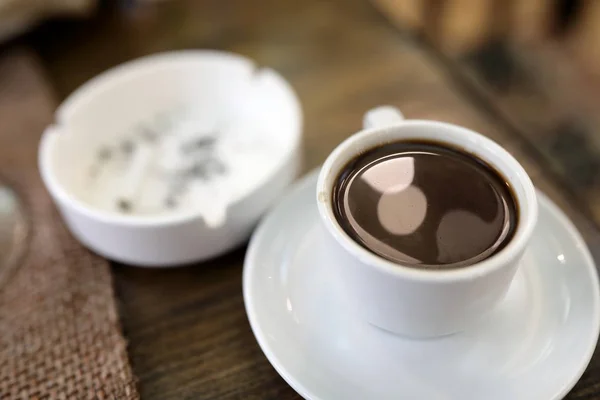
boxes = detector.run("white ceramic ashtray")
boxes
[39,50,302,267]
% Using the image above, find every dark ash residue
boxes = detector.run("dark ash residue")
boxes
[184,158,227,180]
[140,127,159,143]
[180,135,216,154]
[165,196,177,209]
[120,140,135,155]
[97,147,113,162]
[117,199,132,213]
[92,112,234,214]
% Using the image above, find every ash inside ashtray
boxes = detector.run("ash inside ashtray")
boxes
[81,108,280,224]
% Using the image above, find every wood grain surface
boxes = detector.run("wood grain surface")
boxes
[22,0,600,398]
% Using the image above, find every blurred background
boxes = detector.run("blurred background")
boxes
[4,0,600,203]
[12,0,599,240]
[2,0,600,398]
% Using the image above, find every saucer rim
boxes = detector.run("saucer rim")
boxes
[535,190,600,400]
[243,170,600,400]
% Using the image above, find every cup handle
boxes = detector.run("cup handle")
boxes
[363,106,404,129]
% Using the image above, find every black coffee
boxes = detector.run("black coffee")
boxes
[332,141,517,269]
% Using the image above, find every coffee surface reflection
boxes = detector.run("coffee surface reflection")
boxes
[332,142,517,269]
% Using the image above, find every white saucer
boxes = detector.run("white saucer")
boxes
[243,170,600,400]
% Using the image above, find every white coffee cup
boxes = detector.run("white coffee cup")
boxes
[316,106,538,338]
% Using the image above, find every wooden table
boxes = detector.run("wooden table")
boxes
[22,0,600,398]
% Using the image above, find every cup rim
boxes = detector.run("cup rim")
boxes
[316,119,538,282]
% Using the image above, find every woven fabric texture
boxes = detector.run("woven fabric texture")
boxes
[0,50,139,399]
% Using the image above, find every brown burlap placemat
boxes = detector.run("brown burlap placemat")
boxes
[0,49,138,399]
